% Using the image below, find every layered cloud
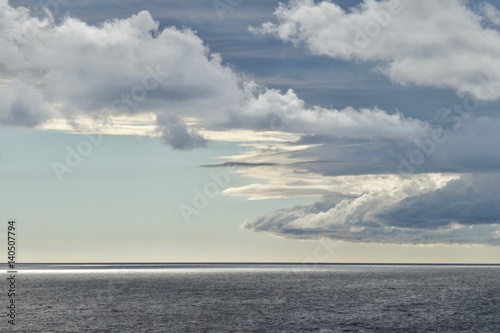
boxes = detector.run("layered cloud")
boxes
[221,0,500,245]
[251,0,500,100]
[243,173,500,245]
[228,107,500,245]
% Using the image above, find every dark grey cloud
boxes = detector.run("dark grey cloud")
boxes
[157,115,207,150]
[0,80,52,126]
[378,174,500,229]
[244,174,500,245]
[201,162,277,168]
[277,112,500,177]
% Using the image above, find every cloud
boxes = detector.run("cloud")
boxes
[0,0,431,149]
[252,0,500,100]
[221,130,500,245]
[293,113,500,176]
[212,109,500,178]
[232,83,430,141]
[378,174,500,229]
[0,2,242,138]
[156,114,207,150]
[480,1,500,26]
[216,92,500,245]
[243,173,500,245]
[0,80,53,126]
[201,162,278,168]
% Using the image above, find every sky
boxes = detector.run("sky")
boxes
[1,0,500,263]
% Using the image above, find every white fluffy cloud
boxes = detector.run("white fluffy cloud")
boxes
[0,0,429,149]
[252,0,500,100]
[234,83,429,141]
[1,6,242,114]
[0,3,242,147]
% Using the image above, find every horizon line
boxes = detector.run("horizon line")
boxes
[10,262,500,266]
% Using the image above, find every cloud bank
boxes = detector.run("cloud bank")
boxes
[231,0,500,246]
[3,0,500,246]
[0,0,427,149]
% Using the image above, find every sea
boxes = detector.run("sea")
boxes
[3,264,500,332]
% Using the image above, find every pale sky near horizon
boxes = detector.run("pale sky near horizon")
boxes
[2,0,500,263]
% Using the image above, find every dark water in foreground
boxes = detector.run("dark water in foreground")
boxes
[3,264,500,332]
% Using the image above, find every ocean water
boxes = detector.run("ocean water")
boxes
[3,264,500,332]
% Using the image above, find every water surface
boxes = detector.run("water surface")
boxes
[4,264,500,332]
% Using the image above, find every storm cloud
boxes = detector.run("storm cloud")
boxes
[243,174,500,245]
